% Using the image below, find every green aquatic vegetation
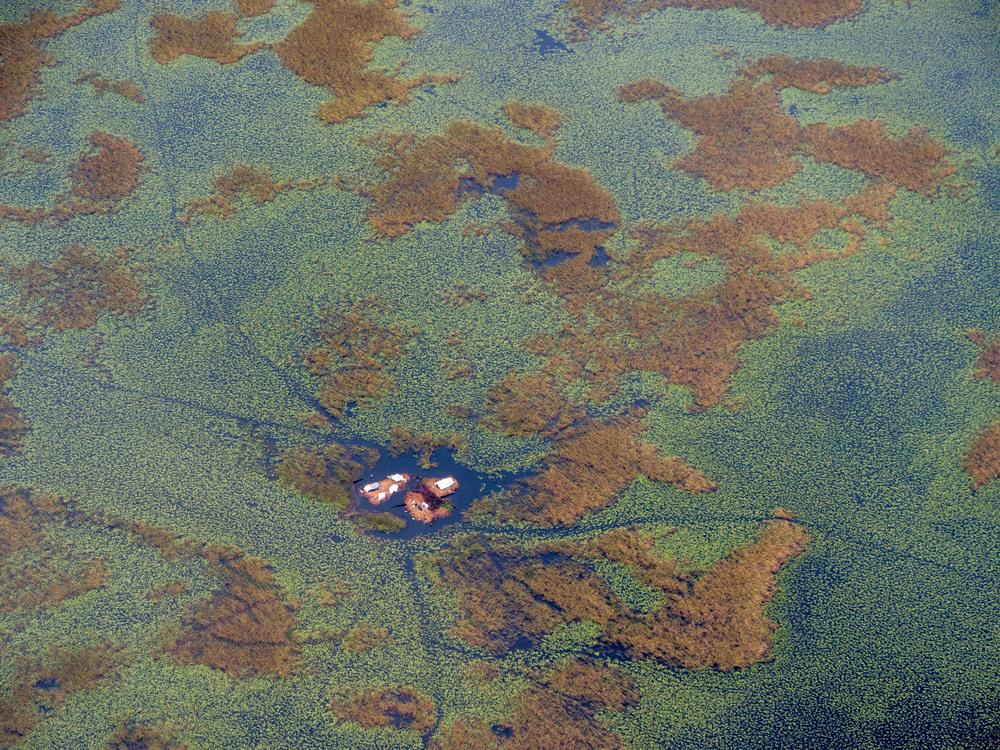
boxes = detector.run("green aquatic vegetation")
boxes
[351,512,407,533]
[0,0,996,747]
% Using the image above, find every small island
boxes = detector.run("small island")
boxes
[359,472,410,505]
[404,476,459,524]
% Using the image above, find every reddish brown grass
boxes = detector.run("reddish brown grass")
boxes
[304,301,413,418]
[562,0,863,37]
[503,100,563,141]
[365,120,619,263]
[75,71,145,103]
[275,0,455,123]
[0,0,120,122]
[331,686,436,733]
[0,355,29,459]
[429,517,807,669]
[149,11,264,65]
[2,245,148,343]
[171,546,300,678]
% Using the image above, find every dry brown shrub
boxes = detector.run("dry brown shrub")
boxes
[562,0,862,37]
[494,422,715,526]
[0,642,121,746]
[170,546,300,678]
[431,659,638,750]
[963,419,1000,490]
[364,120,619,263]
[619,59,953,195]
[149,11,264,65]
[305,301,412,418]
[342,621,390,652]
[429,517,807,670]
[0,0,120,122]
[70,132,145,202]
[75,71,145,103]
[2,245,148,342]
[331,685,436,733]
[106,722,189,749]
[275,0,454,123]
[503,100,563,141]
[0,355,29,458]
[236,0,276,17]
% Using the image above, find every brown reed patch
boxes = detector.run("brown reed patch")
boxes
[428,517,807,670]
[304,301,413,418]
[503,100,564,141]
[483,422,715,526]
[806,119,956,195]
[0,132,145,224]
[0,0,120,122]
[70,132,145,202]
[482,368,584,439]
[562,0,862,38]
[75,71,145,103]
[181,164,298,221]
[275,0,455,123]
[963,419,1000,490]
[331,686,436,733]
[237,0,276,17]
[0,643,122,747]
[618,57,952,194]
[365,120,619,263]
[2,245,148,343]
[106,723,189,749]
[0,355,29,459]
[601,518,809,668]
[149,11,264,65]
[342,621,391,652]
[430,658,638,750]
[170,545,300,678]
[962,331,1000,488]
[967,330,1000,383]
